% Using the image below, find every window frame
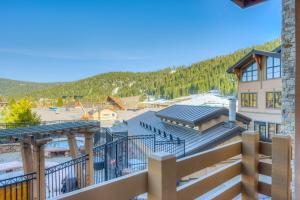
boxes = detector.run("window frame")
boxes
[266,56,281,80]
[265,91,282,109]
[240,92,257,108]
[241,62,259,82]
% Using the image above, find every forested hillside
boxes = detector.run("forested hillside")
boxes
[3,39,280,100]
[0,78,58,97]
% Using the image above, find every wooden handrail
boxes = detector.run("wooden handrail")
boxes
[258,181,271,196]
[176,161,241,200]
[56,133,291,200]
[211,182,242,200]
[259,141,272,156]
[258,161,272,176]
[176,141,241,179]
[56,170,148,200]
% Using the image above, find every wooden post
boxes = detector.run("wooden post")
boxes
[272,135,292,200]
[241,132,259,200]
[33,144,46,200]
[67,132,80,159]
[20,142,34,173]
[147,152,177,200]
[84,132,94,185]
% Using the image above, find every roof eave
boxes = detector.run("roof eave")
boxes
[231,0,266,8]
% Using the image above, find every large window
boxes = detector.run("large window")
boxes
[266,57,281,79]
[266,92,281,109]
[241,93,257,107]
[241,62,258,82]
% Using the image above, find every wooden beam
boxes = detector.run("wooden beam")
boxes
[56,170,148,200]
[258,181,271,197]
[211,182,242,200]
[20,142,34,173]
[258,161,271,176]
[271,135,292,200]
[177,161,241,200]
[85,132,95,185]
[259,141,272,156]
[241,132,259,200]
[33,144,46,200]
[67,133,80,159]
[176,141,241,178]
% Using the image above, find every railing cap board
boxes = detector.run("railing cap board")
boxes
[150,152,176,161]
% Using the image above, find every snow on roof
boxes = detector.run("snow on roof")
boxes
[0,161,22,172]
[176,93,230,107]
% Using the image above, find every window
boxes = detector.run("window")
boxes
[241,93,257,107]
[266,57,281,79]
[268,123,276,139]
[241,62,258,82]
[254,121,266,139]
[266,92,281,109]
[254,121,281,141]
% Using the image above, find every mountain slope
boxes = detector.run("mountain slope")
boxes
[0,78,59,97]
[3,39,281,100]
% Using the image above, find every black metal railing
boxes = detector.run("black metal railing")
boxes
[0,172,36,200]
[0,125,185,199]
[93,134,155,184]
[139,121,186,157]
[155,140,185,158]
[45,154,88,199]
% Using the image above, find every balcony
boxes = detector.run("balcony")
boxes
[57,132,292,200]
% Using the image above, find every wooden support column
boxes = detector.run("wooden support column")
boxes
[20,142,34,173]
[85,132,95,185]
[147,152,177,200]
[33,143,47,200]
[241,132,259,200]
[272,135,292,200]
[67,132,80,159]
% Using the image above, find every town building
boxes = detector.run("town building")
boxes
[111,104,251,156]
[227,47,282,141]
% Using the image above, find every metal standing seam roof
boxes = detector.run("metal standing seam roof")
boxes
[0,121,99,138]
[155,105,251,126]
[127,111,245,156]
[227,49,281,73]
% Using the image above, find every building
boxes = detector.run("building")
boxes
[104,96,126,110]
[88,108,117,121]
[227,47,282,140]
[119,104,251,155]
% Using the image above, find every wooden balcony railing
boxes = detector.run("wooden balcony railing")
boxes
[56,132,292,200]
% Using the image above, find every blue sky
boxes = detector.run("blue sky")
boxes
[0,0,281,82]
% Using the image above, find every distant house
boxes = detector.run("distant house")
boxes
[89,109,117,121]
[120,96,141,110]
[227,47,282,140]
[105,96,126,110]
[117,104,250,156]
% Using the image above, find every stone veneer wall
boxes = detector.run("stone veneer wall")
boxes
[282,0,296,136]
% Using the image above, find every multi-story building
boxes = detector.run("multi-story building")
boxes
[227,47,282,141]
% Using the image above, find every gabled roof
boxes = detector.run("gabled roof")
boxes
[127,111,245,156]
[231,0,266,8]
[106,96,126,110]
[227,49,281,73]
[155,105,251,126]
